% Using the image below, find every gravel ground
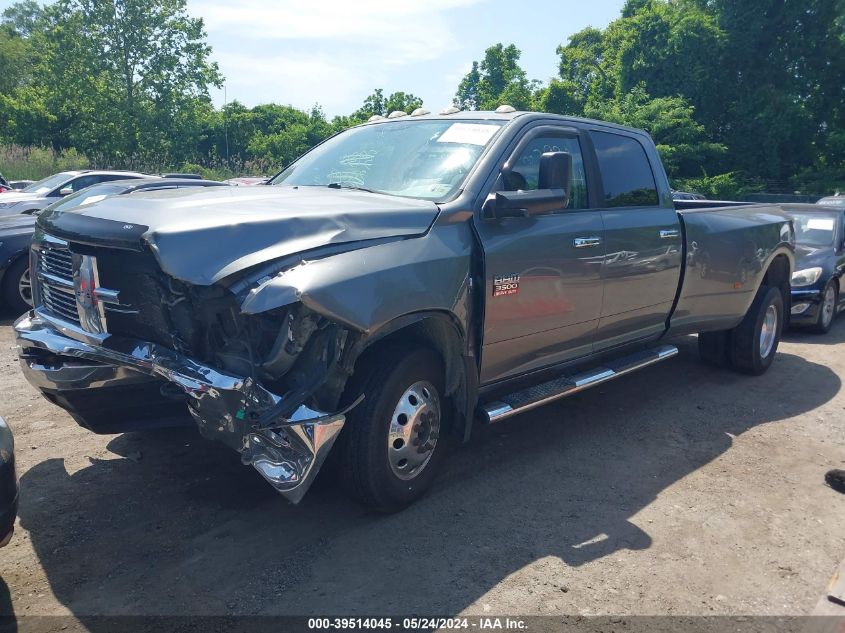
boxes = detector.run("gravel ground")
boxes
[0,311,843,622]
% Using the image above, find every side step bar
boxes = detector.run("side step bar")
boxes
[480,344,678,424]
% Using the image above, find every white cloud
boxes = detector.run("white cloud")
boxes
[190,0,485,113]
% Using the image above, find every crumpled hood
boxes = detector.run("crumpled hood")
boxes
[38,185,440,285]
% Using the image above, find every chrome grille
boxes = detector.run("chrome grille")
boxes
[35,242,81,327]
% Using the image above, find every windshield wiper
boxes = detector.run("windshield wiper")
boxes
[325,182,381,194]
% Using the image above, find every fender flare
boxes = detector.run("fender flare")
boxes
[344,310,478,442]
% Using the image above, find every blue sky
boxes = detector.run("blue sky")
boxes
[2,0,626,116]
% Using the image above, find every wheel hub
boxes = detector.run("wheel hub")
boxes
[822,286,835,327]
[387,381,441,480]
[19,266,32,307]
[759,304,778,359]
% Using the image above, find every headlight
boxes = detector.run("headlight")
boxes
[791,267,823,287]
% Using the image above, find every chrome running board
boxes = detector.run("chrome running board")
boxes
[480,344,678,424]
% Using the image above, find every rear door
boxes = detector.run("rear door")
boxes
[475,124,606,384]
[590,129,682,349]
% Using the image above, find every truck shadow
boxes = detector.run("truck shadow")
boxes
[12,334,843,619]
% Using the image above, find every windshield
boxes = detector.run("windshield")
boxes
[270,119,506,201]
[38,182,127,214]
[791,212,838,247]
[22,172,76,195]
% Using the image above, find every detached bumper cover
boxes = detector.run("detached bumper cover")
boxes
[14,312,346,503]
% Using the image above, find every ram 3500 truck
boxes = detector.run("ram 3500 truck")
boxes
[15,110,795,510]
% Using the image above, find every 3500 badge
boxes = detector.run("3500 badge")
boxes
[493,273,520,297]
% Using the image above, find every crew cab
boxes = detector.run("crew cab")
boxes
[15,110,794,510]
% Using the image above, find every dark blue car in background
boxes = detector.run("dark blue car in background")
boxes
[788,206,845,333]
[0,177,225,315]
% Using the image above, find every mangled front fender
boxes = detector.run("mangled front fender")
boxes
[238,223,474,335]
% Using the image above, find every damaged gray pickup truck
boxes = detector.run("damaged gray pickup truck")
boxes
[15,109,795,510]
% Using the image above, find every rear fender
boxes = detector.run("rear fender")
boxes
[669,208,794,336]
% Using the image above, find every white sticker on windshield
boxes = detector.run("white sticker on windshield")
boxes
[437,123,499,146]
[807,218,835,230]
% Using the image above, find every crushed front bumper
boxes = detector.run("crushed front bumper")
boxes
[790,288,823,325]
[14,311,347,503]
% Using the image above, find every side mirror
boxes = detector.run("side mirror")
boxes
[538,151,572,190]
[484,151,573,220]
[59,187,73,197]
[484,188,570,220]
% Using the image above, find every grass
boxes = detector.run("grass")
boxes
[0,145,276,182]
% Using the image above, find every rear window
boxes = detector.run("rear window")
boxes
[591,131,659,208]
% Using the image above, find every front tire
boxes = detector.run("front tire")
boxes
[811,282,837,334]
[730,285,783,375]
[2,256,32,315]
[339,345,449,512]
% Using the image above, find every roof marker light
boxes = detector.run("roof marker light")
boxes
[368,115,386,122]
[387,111,408,119]
[439,105,461,115]
[495,104,516,113]
[410,108,431,117]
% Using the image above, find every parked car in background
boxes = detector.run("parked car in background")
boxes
[0,177,226,314]
[9,180,35,191]
[818,194,845,208]
[224,177,269,186]
[0,170,149,217]
[0,416,17,548]
[671,190,706,201]
[786,206,845,333]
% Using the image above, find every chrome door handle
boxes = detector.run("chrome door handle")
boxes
[574,236,602,248]
[659,229,680,239]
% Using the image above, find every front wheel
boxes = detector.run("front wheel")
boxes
[730,285,784,375]
[2,256,33,315]
[811,282,837,334]
[339,345,450,512]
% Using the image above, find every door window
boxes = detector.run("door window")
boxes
[502,135,589,210]
[67,175,100,192]
[591,131,659,208]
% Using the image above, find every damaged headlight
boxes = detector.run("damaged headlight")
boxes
[791,267,823,287]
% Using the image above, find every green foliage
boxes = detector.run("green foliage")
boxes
[0,0,841,194]
[584,85,727,179]
[673,172,744,200]
[0,144,88,180]
[455,44,537,111]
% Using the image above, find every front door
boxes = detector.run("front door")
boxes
[475,126,605,384]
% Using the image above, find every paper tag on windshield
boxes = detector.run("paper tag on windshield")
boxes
[808,218,835,230]
[437,123,499,146]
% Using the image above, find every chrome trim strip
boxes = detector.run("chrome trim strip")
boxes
[37,271,74,290]
[482,345,678,423]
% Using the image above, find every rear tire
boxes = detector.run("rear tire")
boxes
[729,285,783,375]
[339,345,450,512]
[2,256,32,315]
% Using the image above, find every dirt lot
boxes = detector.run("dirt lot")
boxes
[0,309,843,622]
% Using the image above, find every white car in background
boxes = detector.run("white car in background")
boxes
[0,170,148,216]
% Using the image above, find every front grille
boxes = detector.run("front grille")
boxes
[35,242,82,327]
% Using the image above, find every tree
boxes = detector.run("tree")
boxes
[585,85,726,179]
[455,43,536,111]
[353,88,423,120]
[38,0,222,162]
